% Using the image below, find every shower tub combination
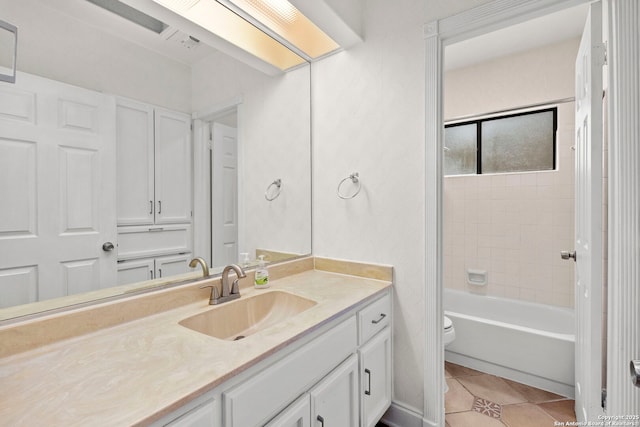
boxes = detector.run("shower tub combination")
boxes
[444,289,575,398]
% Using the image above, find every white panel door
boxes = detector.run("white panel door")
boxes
[211,122,238,267]
[154,108,192,225]
[310,354,359,427]
[116,99,154,226]
[0,73,117,305]
[574,1,604,422]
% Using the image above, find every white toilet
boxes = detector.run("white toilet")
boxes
[443,316,455,393]
[443,315,456,346]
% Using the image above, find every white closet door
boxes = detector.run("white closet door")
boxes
[154,108,192,225]
[211,122,238,267]
[0,73,117,306]
[116,99,154,226]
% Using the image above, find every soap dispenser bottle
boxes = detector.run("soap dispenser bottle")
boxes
[254,255,270,289]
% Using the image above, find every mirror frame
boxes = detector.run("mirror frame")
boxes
[0,19,17,83]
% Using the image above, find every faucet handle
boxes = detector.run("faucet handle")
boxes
[230,279,240,295]
[200,284,220,302]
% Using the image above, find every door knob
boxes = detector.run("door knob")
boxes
[630,360,640,387]
[560,250,576,261]
[102,242,115,252]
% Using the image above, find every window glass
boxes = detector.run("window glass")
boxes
[481,110,555,174]
[444,123,477,175]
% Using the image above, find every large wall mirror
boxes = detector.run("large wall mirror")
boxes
[0,0,311,320]
[0,19,17,83]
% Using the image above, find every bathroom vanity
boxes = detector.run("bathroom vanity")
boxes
[0,257,392,427]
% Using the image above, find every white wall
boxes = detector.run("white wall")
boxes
[191,53,312,260]
[443,38,579,308]
[311,0,497,416]
[1,0,191,112]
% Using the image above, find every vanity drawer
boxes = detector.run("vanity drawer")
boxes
[223,316,357,427]
[117,224,192,259]
[358,293,391,344]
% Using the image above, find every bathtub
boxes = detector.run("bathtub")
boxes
[444,289,575,398]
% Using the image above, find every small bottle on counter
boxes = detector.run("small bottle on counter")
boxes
[254,255,270,289]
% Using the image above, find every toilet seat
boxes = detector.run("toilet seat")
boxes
[444,316,453,331]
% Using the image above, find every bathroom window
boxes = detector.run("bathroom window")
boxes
[444,107,557,176]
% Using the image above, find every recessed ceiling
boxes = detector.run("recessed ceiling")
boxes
[445,3,590,71]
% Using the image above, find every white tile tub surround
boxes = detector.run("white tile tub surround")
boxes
[443,38,580,308]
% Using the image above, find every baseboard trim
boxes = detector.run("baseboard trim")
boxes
[381,401,426,427]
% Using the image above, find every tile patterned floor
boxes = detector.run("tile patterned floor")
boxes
[445,362,577,427]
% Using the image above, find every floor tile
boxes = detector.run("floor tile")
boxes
[457,374,528,405]
[501,403,557,427]
[501,377,564,403]
[445,378,475,413]
[445,361,484,378]
[473,397,502,419]
[446,410,506,427]
[538,399,577,422]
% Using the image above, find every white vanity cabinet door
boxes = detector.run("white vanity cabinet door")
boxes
[117,258,154,285]
[164,398,218,427]
[359,327,392,427]
[154,108,192,225]
[117,254,190,284]
[155,253,191,279]
[265,395,310,427]
[310,354,359,427]
[116,99,155,226]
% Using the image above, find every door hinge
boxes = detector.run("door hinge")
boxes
[601,388,607,410]
[596,42,607,66]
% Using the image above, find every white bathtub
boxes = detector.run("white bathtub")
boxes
[444,289,575,397]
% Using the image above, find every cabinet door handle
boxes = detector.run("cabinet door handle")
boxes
[149,200,153,215]
[150,270,154,279]
[317,415,324,426]
[158,268,162,278]
[158,200,162,214]
[365,368,371,395]
[371,313,386,324]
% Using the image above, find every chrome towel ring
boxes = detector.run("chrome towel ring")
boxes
[265,179,282,201]
[337,172,361,200]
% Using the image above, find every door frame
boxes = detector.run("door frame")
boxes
[422,0,640,425]
[192,96,244,268]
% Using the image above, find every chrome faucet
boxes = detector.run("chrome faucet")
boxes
[189,257,210,277]
[201,264,246,305]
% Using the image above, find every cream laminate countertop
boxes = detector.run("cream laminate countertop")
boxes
[0,269,391,426]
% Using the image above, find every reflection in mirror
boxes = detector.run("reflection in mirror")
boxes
[0,19,17,83]
[0,0,311,320]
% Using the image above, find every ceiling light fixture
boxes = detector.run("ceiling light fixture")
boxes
[221,0,339,59]
[151,0,338,70]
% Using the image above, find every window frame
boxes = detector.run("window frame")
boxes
[444,106,558,175]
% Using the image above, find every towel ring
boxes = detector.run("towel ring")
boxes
[337,172,361,200]
[265,179,282,201]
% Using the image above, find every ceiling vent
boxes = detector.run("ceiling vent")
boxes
[162,27,201,50]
